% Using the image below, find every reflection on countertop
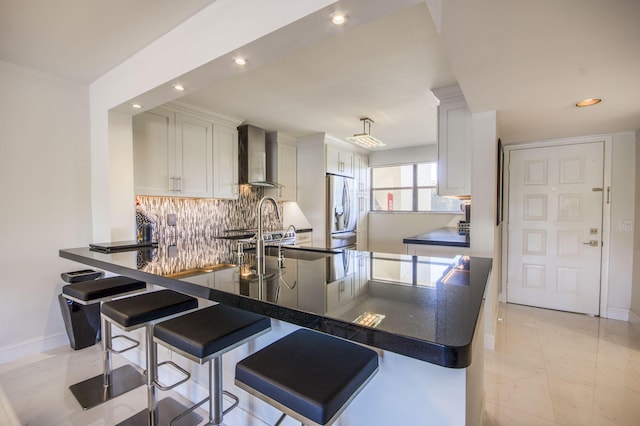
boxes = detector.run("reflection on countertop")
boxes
[403,227,470,247]
[60,240,491,368]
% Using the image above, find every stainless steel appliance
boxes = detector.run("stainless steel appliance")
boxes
[237,124,280,187]
[326,174,357,249]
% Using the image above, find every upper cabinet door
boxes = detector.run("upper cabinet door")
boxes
[277,143,297,201]
[433,85,472,197]
[133,107,176,196]
[176,112,214,198]
[326,144,354,177]
[133,103,241,199]
[213,123,239,199]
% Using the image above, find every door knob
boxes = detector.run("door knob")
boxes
[582,240,599,247]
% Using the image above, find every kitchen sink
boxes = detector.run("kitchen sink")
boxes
[164,263,236,278]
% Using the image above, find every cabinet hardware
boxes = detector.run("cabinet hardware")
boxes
[606,186,610,204]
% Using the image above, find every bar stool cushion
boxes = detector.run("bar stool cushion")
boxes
[154,304,271,359]
[62,276,146,302]
[101,289,197,328]
[235,329,378,425]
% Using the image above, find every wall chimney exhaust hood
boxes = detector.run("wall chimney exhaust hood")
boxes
[238,124,279,187]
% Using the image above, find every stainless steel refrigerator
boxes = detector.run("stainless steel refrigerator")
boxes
[326,174,357,249]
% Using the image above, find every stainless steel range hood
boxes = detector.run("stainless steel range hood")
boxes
[238,124,278,187]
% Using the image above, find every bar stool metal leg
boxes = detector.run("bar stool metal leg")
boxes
[102,316,112,389]
[211,357,222,426]
[64,276,147,410]
[146,323,159,426]
[69,310,144,410]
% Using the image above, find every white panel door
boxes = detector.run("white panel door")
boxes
[507,142,604,315]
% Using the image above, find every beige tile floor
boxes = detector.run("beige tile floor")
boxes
[1,302,640,425]
[484,303,640,426]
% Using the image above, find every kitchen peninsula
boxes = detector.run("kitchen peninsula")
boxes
[60,241,491,425]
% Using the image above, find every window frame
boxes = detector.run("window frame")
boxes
[370,162,459,213]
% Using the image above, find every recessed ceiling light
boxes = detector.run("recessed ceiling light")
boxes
[234,57,247,66]
[575,98,602,107]
[330,12,348,25]
[172,84,185,91]
[132,103,143,109]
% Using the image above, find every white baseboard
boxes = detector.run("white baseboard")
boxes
[605,307,630,321]
[0,333,68,365]
[484,333,495,350]
[629,311,640,334]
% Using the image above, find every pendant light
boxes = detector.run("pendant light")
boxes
[347,118,385,148]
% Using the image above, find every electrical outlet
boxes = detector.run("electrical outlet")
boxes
[167,213,177,226]
[619,220,633,232]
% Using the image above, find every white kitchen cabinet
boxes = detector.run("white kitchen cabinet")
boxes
[132,107,175,196]
[355,252,370,297]
[356,194,369,251]
[265,132,297,201]
[213,123,239,199]
[432,85,472,197]
[326,143,354,177]
[175,112,214,198]
[295,231,313,247]
[354,153,369,251]
[355,153,370,193]
[326,274,355,313]
[213,268,240,294]
[133,103,241,199]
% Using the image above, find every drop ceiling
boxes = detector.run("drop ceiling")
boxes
[1,0,639,148]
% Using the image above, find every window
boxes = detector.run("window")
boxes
[371,163,463,212]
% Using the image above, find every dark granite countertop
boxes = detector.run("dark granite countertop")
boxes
[403,227,470,248]
[60,239,490,368]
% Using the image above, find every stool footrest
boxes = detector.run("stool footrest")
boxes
[168,390,239,426]
[153,360,190,391]
[222,390,240,416]
[108,334,139,354]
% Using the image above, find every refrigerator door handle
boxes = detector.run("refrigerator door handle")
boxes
[343,180,351,229]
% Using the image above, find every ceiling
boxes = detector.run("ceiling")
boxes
[179,2,456,150]
[1,0,639,148]
[0,0,218,83]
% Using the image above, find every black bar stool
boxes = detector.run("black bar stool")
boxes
[235,329,379,426]
[152,304,271,426]
[100,289,199,426]
[62,276,147,410]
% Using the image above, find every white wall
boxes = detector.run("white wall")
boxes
[369,144,437,167]
[368,213,460,254]
[0,60,92,363]
[632,130,640,324]
[606,132,636,319]
[470,111,498,349]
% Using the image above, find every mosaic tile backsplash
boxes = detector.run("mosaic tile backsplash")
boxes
[136,186,282,242]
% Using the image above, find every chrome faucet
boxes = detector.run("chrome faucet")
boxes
[256,196,280,274]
